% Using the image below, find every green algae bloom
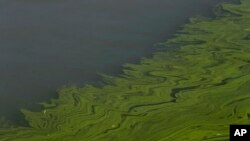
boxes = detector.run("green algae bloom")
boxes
[1,0,250,140]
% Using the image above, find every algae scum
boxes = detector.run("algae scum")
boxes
[1,0,250,140]
[0,0,232,121]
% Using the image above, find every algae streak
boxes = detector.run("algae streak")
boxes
[1,0,250,140]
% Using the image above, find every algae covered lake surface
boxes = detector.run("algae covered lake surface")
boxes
[2,0,250,140]
[0,0,235,122]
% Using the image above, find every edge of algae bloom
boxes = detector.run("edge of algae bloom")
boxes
[1,0,250,140]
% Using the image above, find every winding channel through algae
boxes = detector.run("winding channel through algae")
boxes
[1,0,250,140]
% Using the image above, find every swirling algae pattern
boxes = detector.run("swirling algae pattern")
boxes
[1,0,250,140]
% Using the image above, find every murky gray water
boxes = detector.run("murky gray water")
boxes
[0,0,237,123]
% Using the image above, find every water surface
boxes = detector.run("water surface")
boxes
[0,0,237,123]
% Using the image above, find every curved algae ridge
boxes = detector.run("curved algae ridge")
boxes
[1,0,250,140]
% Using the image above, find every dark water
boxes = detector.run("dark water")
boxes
[0,0,237,123]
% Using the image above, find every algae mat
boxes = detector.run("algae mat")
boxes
[1,0,250,140]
